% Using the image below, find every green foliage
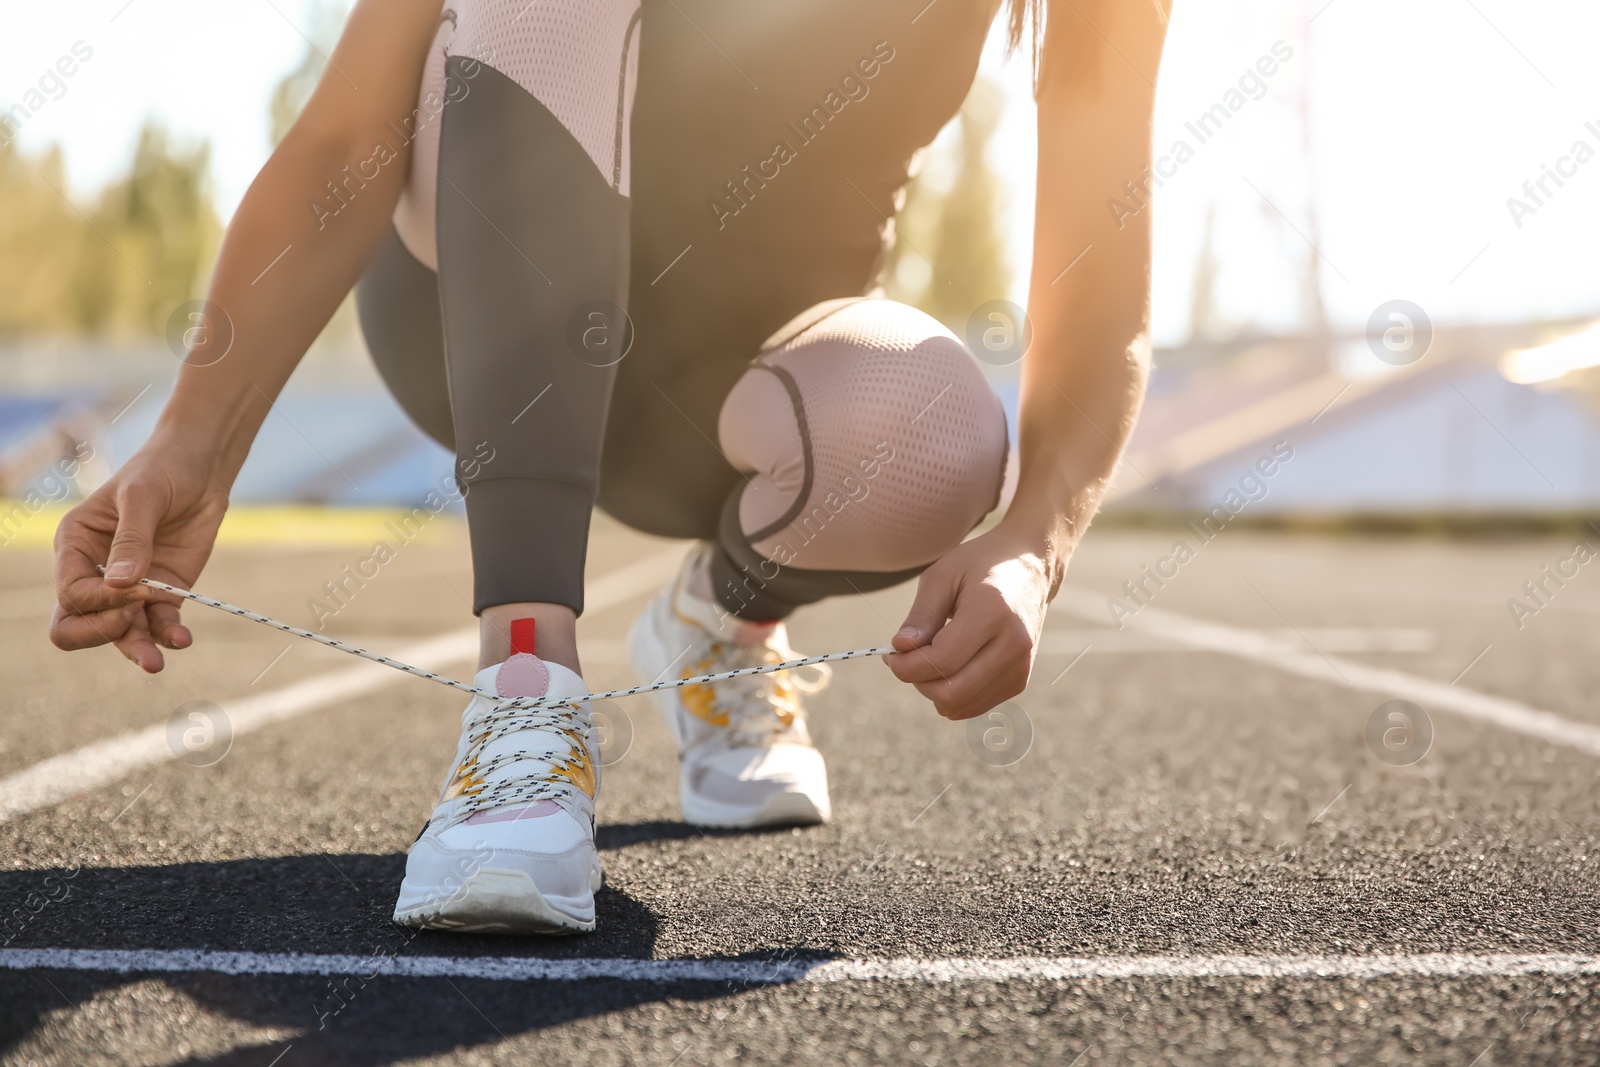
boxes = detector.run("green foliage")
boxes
[0,142,80,337]
[0,1,349,341]
[267,0,359,351]
[883,75,1011,333]
[82,126,221,337]
[0,124,220,340]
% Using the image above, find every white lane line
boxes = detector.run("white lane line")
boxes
[1054,589,1600,759]
[1,948,1596,982]
[0,630,473,825]
[0,545,689,824]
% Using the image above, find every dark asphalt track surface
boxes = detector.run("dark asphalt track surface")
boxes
[2,518,1598,1065]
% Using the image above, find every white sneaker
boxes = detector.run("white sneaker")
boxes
[394,627,602,935]
[629,549,832,829]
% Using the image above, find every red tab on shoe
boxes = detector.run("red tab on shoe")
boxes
[509,617,536,657]
[497,618,549,698]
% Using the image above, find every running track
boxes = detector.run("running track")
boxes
[1,518,1597,1064]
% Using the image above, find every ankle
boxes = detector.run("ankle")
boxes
[684,546,718,605]
[673,575,783,648]
[479,602,580,674]
[681,545,791,642]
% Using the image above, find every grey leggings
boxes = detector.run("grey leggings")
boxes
[356,0,1008,620]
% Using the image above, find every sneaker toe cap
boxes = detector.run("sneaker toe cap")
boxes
[687,743,828,806]
[411,817,600,906]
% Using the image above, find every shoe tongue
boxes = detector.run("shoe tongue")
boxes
[463,653,592,778]
[461,654,564,826]
[495,652,550,698]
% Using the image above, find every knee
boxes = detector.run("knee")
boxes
[720,298,1008,573]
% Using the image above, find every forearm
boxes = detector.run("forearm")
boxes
[1011,189,1154,560]
[892,1,1171,714]
[1005,319,1148,567]
[156,124,409,488]
[1006,166,1155,585]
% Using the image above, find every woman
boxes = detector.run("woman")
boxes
[49,0,1170,934]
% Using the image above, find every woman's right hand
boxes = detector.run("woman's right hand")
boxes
[50,428,230,673]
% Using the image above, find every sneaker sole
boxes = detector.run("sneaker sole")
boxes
[680,787,827,830]
[393,869,595,935]
[629,600,829,831]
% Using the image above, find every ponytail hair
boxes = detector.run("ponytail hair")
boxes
[1002,0,1045,95]
[1005,0,1170,97]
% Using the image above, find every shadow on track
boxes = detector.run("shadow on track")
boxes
[0,825,835,1064]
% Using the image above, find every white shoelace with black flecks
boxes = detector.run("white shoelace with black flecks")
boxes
[441,702,599,828]
[103,571,894,711]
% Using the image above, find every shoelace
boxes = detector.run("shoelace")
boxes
[442,703,597,829]
[105,571,893,710]
[697,641,833,747]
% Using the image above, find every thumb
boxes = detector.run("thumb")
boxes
[103,489,165,586]
[893,563,957,652]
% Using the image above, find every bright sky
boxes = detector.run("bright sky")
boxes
[4,0,1597,347]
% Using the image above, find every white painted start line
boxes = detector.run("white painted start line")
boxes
[1054,588,1600,759]
[1,947,1597,983]
[0,545,689,824]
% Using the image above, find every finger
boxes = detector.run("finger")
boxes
[50,603,138,651]
[913,636,1031,720]
[146,599,192,650]
[889,610,993,683]
[56,568,153,618]
[891,564,958,653]
[103,488,168,587]
[889,587,1013,683]
[113,609,166,673]
[54,513,152,616]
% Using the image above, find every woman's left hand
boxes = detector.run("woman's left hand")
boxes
[884,525,1061,720]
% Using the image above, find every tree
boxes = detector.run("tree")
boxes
[76,124,221,337]
[883,74,1011,334]
[0,141,81,336]
[0,124,219,339]
[1187,203,1228,346]
[267,0,361,354]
